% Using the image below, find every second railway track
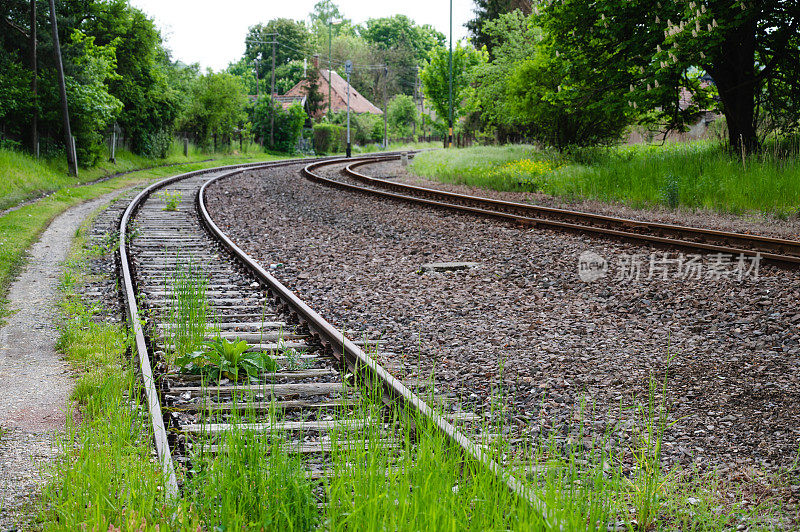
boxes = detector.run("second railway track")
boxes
[117,157,546,522]
[302,155,800,266]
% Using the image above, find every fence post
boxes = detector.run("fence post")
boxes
[70,135,79,177]
[183,137,189,157]
[110,129,116,163]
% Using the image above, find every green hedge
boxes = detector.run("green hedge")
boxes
[312,123,346,154]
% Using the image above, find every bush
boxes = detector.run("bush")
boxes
[312,123,346,154]
[252,98,308,154]
[388,94,417,138]
[132,128,173,159]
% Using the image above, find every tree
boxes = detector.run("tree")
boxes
[540,0,800,152]
[304,66,324,118]
[469,11,629,147]
[179,72,246,150]
[360,15,444,63]
[466,0,531,57]
[360,15,445,100]
[63,30,123,165]
[388,94,417,137]
[252,98,307,153]
[245,19,310,82]
[420,43,487,127]
[83,0,182,158]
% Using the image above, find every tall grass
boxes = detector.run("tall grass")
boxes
[410,141,800,216]
[163,259,211,361]
[183,407,320,530]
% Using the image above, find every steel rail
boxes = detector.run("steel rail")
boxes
[313,156,800,266]
[200,158,554,525]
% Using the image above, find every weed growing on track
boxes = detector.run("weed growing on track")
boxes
[159,190,182,211]
[163,259,211,361]
[410,141,800,216]
[182,405,320,529]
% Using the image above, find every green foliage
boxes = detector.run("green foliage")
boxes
[175,336,278,382]
[538,0,799,152]
[420,43,487,129]
[470,11,630,148]
[360,15,444,63]
[63,31,123,166]
[187,429,318,530]
[304,66,325,118]
[388,94,417,137]
[252,98,307,153]
[466,0,532,57]
[179,72,246,150]
[0,0,182,160]
[84,1,182,158]
[244,19,310,80]
[274,60,305,95]
[159,190,181,211]
[312,122,345,153]
[353,113,384,144]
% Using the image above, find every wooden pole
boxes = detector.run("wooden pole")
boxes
[48,0,77,176]
[29,0,38,156]
[270,38,276,149]
[383,65,388,148]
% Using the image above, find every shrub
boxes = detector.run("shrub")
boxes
[312,123,345,154]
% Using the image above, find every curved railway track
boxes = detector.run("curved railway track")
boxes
[116,157,543,518]
[302,155,800,267]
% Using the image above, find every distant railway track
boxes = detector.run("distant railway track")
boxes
[117,156,541,517]
[302,155,800,267]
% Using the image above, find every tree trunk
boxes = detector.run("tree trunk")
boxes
[708,17,759,154]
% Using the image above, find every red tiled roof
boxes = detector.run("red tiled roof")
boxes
[285,69,383,118]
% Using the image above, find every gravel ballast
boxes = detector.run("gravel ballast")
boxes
[206,161,800,505]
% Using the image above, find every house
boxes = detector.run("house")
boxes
[283,58,383,119]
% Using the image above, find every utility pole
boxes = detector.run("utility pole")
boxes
[270,36,276,149]
[345,60,352,158]
[30,0,38,157]
[412,66,418,139]
[254,57,259,98]
[48,0,77,176]
[328,21,333,119]
[448,0,454,149]
[383,65,388,149]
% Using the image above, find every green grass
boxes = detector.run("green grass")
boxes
[410,141,800,217]
[39,214,177,530]
[162,260,211,361]
[0,139,238,213]
[353,140,443,154]
[0,148,287,322]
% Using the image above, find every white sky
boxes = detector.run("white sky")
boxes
[129,0,475,72]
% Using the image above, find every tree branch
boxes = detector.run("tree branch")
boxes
[2,16,30,40]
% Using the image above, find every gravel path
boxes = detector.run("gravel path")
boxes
[0,189,129,529]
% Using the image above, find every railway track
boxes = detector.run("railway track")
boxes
[302,155,800,267]
[117,157,542,520]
